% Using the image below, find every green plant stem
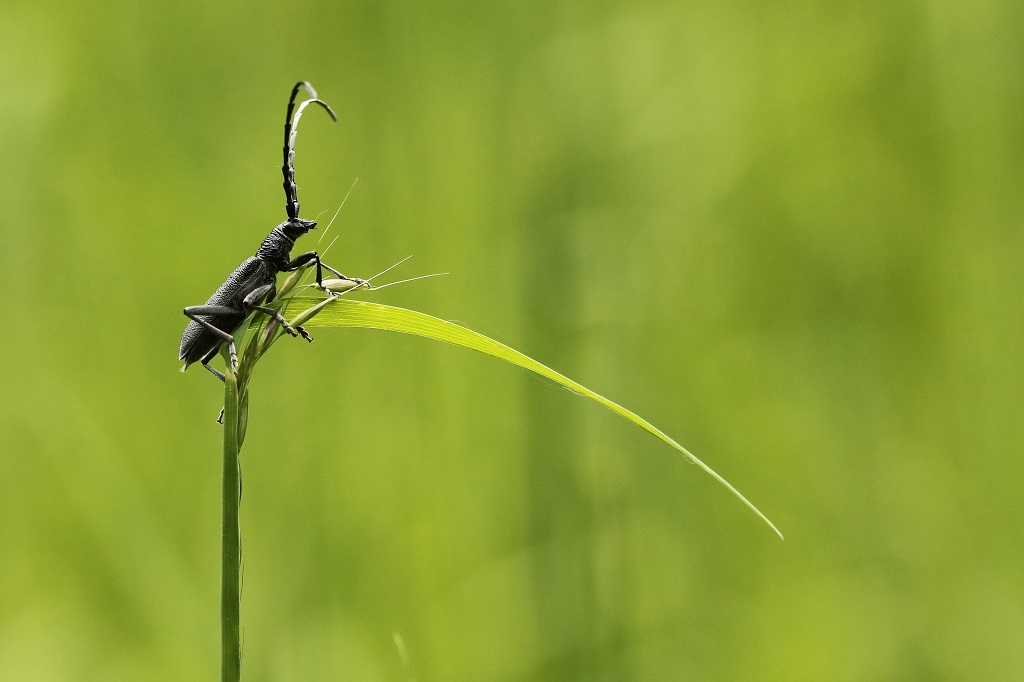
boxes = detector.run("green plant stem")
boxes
[221,370,242,682]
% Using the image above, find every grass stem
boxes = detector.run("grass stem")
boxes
[221,370,242,681]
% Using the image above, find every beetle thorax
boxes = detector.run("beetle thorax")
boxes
[255,225,295,262]
[257,218,315,262]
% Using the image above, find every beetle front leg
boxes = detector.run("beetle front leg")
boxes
[285,251,367,297]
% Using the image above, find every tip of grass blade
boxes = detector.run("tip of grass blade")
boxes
[689,454,784,540]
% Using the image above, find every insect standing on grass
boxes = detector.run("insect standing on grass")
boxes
[179,82,364,385]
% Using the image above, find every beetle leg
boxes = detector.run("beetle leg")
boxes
[320,260,368,287]
[184,305,240,370]
[251,305,313,342]
[243,284,313,342]
[200,346,226,383]
[195,346,229,423]
[284,251,367,296]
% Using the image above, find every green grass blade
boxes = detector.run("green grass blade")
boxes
[284,297,782,539]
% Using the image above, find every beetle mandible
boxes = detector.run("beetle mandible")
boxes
[179,82,362,383]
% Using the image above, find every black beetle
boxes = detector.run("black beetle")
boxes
[179,82,363,383]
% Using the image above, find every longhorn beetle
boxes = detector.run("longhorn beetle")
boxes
[179,82,363,383]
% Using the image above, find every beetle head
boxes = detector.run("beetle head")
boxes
[282,217,317,239]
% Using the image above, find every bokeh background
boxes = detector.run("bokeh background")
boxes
[2,0,1023,679]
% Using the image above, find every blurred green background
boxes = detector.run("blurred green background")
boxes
[2,0,1022,679]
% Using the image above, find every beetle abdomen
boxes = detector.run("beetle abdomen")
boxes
[179,258,275,367]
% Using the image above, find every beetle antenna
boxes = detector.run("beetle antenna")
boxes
[282,82,338,220]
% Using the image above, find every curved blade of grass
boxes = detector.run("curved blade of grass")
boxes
[283,296,782,539]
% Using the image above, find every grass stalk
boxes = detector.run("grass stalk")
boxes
[221,369,242,681]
